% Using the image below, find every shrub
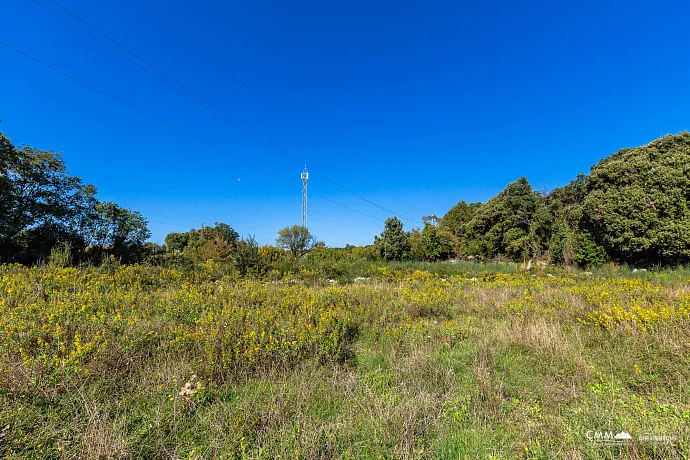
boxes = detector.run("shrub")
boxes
[47,242,71,268]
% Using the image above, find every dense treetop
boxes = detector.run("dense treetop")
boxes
[0,132,149,265]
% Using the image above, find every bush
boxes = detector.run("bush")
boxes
[574,234,607,267]
[234,236,265,276]
[47,242,72,268]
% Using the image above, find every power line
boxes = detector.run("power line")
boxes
[386,192,422,212]
[137,0,292,122]
[143,212,203,223]
[33,0,422,225]
[0,40,386,224]
[29,0,227,120]
[137,0,418,217]
[146,219,195,229]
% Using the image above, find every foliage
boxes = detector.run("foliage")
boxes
[276,225,316,258]
[572,233,608,267]
[582,133,690,265]
[88,201,151,263]
[47,241,72,268]
[170,223,241,263]
[164,232,189,253]
[306,246,355,263]
[421,222,455,261]
[546,175,588,265]
[465,177,550,261]
[233,235,265,276]
[350,244,380,261]
[440,200,482,238]
[374,217,410,261]
[0,132,150,265]
[408,228,424,261]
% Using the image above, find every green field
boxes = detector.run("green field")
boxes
[1,262,689,458]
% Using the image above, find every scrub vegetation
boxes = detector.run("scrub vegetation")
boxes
[1,262,689,458]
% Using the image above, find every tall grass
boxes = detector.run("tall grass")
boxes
[0,263,688,457]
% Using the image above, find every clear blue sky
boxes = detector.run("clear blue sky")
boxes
[2,0,689,246]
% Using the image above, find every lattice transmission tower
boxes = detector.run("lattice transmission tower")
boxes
[301,165,309,228]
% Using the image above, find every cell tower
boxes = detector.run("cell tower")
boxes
[301,165,309,228]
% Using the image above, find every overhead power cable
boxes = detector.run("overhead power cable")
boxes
[0,41,385,224]
[32,0,422,225]
[386,193,422,212]
[138,0,417,216]
[147,219,195,229]
[138,0,291,122]
[144,212,205,223]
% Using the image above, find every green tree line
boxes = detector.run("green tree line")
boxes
[0,132,150,265]
[374,132,690,267]
[4,130,690,268]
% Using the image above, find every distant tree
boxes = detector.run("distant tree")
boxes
[466,177,549,261]
[422,215,440,226]
[351,244,380,261]
[165,223,240,262]
[212,222,240,247]
[421,222,455,261]
[440,200,482,238]
[547,174,589,265]
[408,228,424,261]
[276,225,316,258]
[233,235,264,276]
[165,232,189,253]
[374,217,410,261]
[89,201,151,262]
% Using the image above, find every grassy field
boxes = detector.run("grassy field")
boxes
[1,262,689,458]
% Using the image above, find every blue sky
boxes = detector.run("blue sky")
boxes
[2,0,689,246]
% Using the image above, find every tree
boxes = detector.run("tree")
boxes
[233,235,264,276]
[422,215,440,226]
[581,132,690,265]
[0,133,112,264]
[547,174,589,265]
[165,232,190,253]
[276,225,316,258]
[212,222,240,248]
[465,177,549,261]
[164,223,240,262]
[88,201,151,262]
[408,228,424,261]
[421,222,455,261]
[440,200,482,238]
[374,217,410,261]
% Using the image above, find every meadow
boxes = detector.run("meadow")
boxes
[1,261,689,458]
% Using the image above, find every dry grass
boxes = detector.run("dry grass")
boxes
[1,264,689,457]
